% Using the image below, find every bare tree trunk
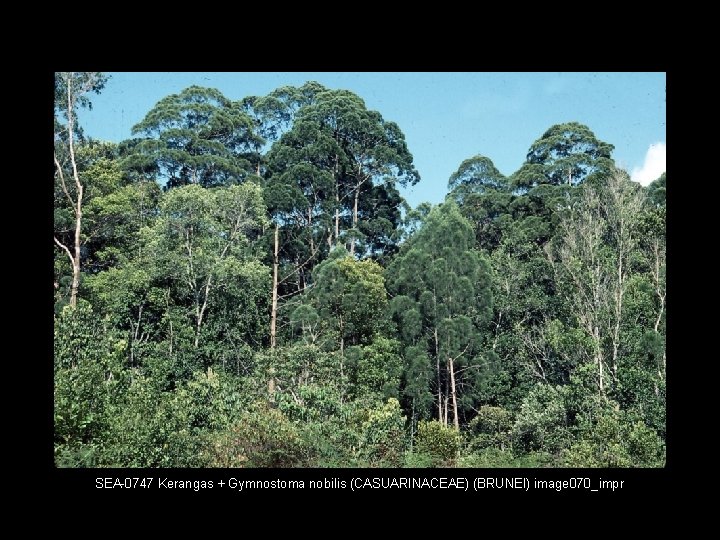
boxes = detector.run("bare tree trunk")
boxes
[449,356,459,430]
[335,201,340,248]
[443,396,449,427]
[54,74,85,308]
[435,327,443,423]
[165,290,174,357]
[553,170,645,396]
[410,398,416,450]
[308,206,315,256]
[334,154,340,247]
[268,224,279,396]
[270,224,279,349]
[194,276,212,349]
[350,187,360,256]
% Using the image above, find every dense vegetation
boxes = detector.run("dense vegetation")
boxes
[54,73,666,468]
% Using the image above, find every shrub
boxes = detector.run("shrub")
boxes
[207,404,307,467]
[467,405,513,451]
[415,420,460,465]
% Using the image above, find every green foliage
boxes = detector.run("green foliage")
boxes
[358,398,406,466]
[414,421,461,465]
[562,408,665,467]
[347,337,403,401]
[448,155,507,193]
[511,384,572,454]
[388,202,493,425]
[207,403,308,468]
[303,251,389,349]
[457,448,553,468]
[54,301,126,465]
[467,405,514,451]
[512,122,614,188]
[404,451,436,468]
[100,374,206,467]
[265,85,419,262]
[130,86,263,187]
[53,78,664,469]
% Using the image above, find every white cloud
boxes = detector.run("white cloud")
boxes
[631,142,666,186]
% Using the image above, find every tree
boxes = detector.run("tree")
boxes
[54,72,108,307]
[387,202,492,429]
[144,183,268,352]
[447,155,512,251]
[448,155,507,195]
[512,122,614,189]
[130,86,263,187]
[276,88,420,256]
[549,169,646,394]
[299,249,389,357]
[243,81,327,144]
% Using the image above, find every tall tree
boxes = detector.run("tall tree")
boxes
[295,248,389,356]
[447,155,511,251]
[512,122,614,189]
[282,88,420,256]
[387,202,492,429]
[549,169,646,394]
[243,81,327,145]
[54,72,108,307]
[144,183,268,352]
[130,86,263,188]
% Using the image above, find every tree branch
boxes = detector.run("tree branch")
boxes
[54,236,74,268]
[54,154,76,212]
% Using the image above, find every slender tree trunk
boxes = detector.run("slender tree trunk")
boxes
[350,187,360,256]
[270,223,279,348]
[435,327,443,423]
[410,397,416,450]
[194,276,212,349]
[308,206,315,255]
[71,189,82,308]
[595,325,604,394]
[54,73,106,309]
[334,154,340,247]
[335,199,340,248]
[269,223,279,396]
[62,73,84,309]
[444,395,449,427]
[611,283,622,381]
[449,356,459,430]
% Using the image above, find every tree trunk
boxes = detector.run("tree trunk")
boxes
[334,154,340,247]
[449,356,459,430]
[54,73,104,309]
[268,223,279,396]
[350,187,360,256]
[435,327,443,423]
[335,200,340,248]
[443,396,449,427]
[308,206,315,255]
[410,397,416,450]
[270,223,279,348]
[595,325,604,394]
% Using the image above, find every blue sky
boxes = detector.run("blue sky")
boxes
[78,72,666,207]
